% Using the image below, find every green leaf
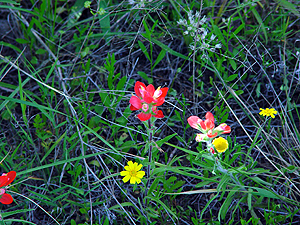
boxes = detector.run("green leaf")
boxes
[30,56,38,64]
[137,71,153,83]
[116,76,126,91]
[251,176,273,187]
[1,209,35,218]
[219,188,237,220]
[15,38,29,44]
[138,41,150,61]
[0,0,19,3]
[150,38,204,68]
[235,90,244,95]
[256,82,261,98]
[67,0,84,26]
[36,48,47,54]
[142,19,151,40]
[251,8,268,43]
[153,49,166,68]
[212,24,226,46]
[80,46,90,58]
[99,92,111,107]
[40,131,67,163]
[0,41,22,52]
[275,0,300,17]
[3,219,36,225]
[98,0,110,33]
[225,74,238,82]
[230,23,245,40]
[89,160,100,167]
[247,188,253,210]
[145,195,178,220]
[79,208,88,214]
[155,133,177,147]
[229,59,237,70]
[251,187,281,199]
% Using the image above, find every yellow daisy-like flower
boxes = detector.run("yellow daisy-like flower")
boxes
[259,108,278,118]
[120,161,145,184]
[212,137,229,153]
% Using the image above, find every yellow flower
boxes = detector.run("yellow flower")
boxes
[259,108,278,118]
[120,161,145,184]
[212,137,228,153]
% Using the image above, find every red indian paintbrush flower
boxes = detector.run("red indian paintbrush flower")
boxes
[188,112,231,141]
[130,81,168,121]
[0,171,16,204]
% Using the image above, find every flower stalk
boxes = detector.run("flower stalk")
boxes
[146,119,153,190]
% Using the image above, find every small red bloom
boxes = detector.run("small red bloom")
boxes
[0,192,13,204]
[187,112,215,132]
[188,112,231,143]
[0,171,16,188]
[207,129,218,138]
[130,81,168,121]
[0,171,16,204]
[215,123,231,134]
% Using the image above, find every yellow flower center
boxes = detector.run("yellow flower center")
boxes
[212,137,228,153]
[130,170,137,177]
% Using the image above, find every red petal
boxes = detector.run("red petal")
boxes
[146,84,155,96]
[199,120,207,130]
[153,97,165,106]
[0,171,16,187]
[204,119,215,130]
[154,110,164,118]
[222,125,231,134]
[137,113,152,121]
[205,112,215,123]
[129,96,142,110]
[130,104,138,111]
[187,116,201,130]
[143,91,154,104]
[134,81,146,98]
[160,87,168,98]
[0,193,13,204]
[0,177,8,188]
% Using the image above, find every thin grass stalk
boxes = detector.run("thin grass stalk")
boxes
[146,119,153,190]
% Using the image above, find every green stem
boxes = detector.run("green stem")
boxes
[208,141,245,190]
[146,119,153,190]
[215,157,246,191]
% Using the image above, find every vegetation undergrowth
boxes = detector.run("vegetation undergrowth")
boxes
[0,0,300,224]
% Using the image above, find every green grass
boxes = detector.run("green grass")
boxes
[0,0,300,224]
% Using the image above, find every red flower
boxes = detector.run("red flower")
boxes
[188,112,231,142]
[215,123,231,134]
[187,112,215,132]
[0,171,16,204]
[130,81,168,121]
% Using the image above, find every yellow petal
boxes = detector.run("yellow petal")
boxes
[136,163,143,171]
[136,171,145,178]
[130,177,137,184]
[127,161,134,169]
[135,178,141,184]
[132,162,139,169]
[120,171,129,176]
[122,175,130,183]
